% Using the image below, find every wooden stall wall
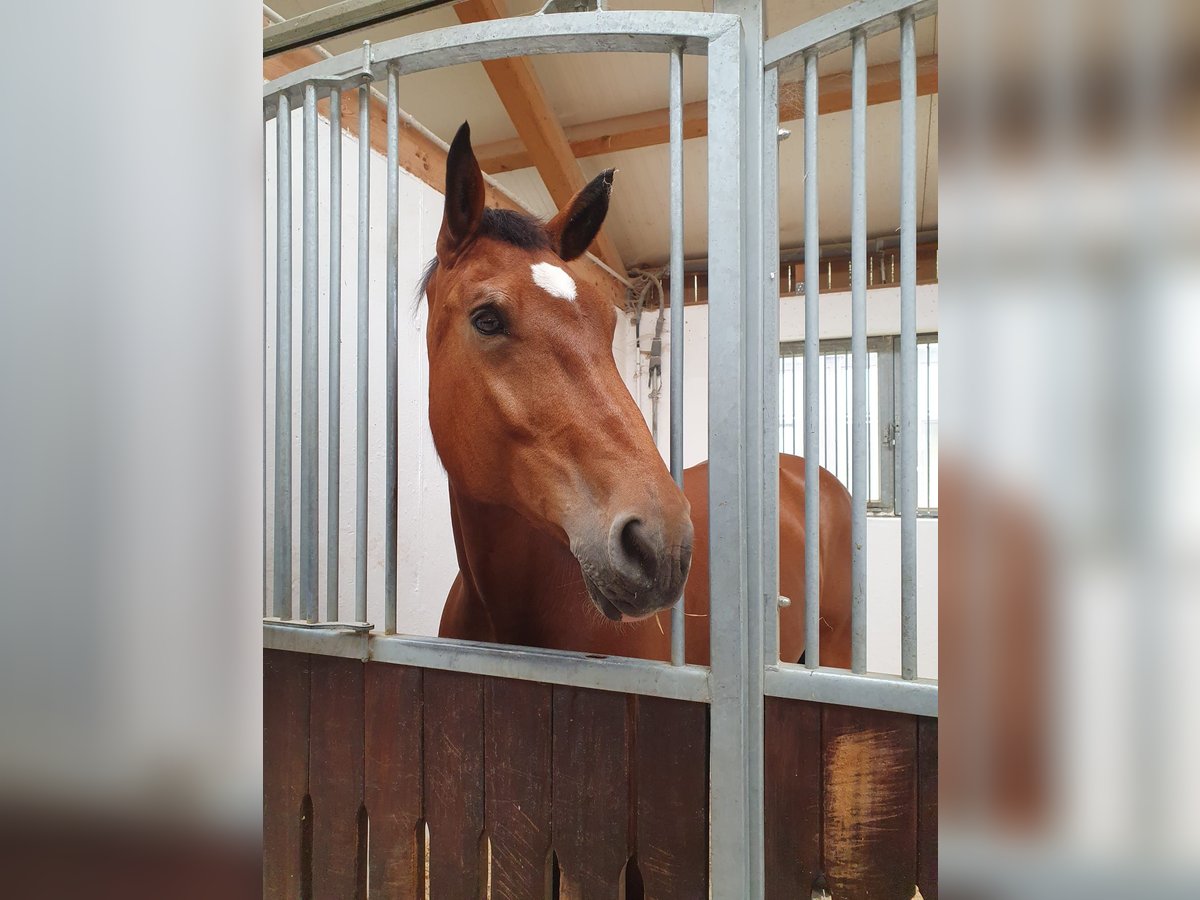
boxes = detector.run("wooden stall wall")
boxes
[264,650,936,899]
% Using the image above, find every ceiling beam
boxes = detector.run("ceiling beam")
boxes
[263,16,628,307]
[453,0,627,275]
[476,53,938,174]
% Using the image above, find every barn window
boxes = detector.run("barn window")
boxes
[778,334,938,515]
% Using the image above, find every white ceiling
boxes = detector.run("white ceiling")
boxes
[266,0,938,268]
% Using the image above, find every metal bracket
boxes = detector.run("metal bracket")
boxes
[537,0,605,14]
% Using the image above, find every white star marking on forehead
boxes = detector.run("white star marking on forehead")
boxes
[530,262,577,302]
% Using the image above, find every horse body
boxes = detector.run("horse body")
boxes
[425,121,851,667]
[439,455,852,666]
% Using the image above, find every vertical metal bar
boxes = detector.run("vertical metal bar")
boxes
[899,11,918,679]
[384,64,399,635]
[706,19,757,895]
[668,45,686,668]
[850,28,868,674]
[763,65,781,665]
[273,92,293,621]
[803,50,821,670]
[832,351,839,475]
[301,83,320,624]
[264,122,271,618]
[355,77,370,625]
[327,87,342,623]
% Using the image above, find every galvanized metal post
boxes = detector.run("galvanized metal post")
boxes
[355,73,371,625]
[327,87,343,623]
[273,93,293,621]
[899,10,918,679]
[301,83,320,624]
[850,29,868,674]
[709,2,764,892]
[762,65,781,666]
[384,64,399,635]
[803,50,821,669]
[706,19,747,896]
[668,45,686,668]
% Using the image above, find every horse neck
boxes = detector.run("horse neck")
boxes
[446,482,585,644]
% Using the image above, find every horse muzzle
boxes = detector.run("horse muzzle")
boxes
[575,513,694,622]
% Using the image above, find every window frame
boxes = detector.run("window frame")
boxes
[778,332,937,517]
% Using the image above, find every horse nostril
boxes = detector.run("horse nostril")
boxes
[616,516,658,584]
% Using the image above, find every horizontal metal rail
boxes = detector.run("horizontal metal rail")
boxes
[264,11,739,115]
[263,0,457,58]
[766,664,937,718]
[764,0,937,70]
[263,623,712,702]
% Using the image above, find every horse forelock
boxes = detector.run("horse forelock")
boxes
[416,208,552,313]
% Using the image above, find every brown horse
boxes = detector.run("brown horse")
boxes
[423,123,851,667]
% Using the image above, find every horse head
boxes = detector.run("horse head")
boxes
[422,122,693,623]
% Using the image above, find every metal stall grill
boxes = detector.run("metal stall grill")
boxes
[262,3,937,898]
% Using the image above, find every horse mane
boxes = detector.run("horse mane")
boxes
[415,208,551,311]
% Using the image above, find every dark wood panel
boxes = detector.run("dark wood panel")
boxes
[424,669,486,899]
[822,706,918,899]
[308,655,365,899]
[552,686,630,899]
[634,697,708,900]
[485,678,554,900]
[917,717,938,900]
[764,697,823,900]
[263,650,310,900]
[364,663,424,899]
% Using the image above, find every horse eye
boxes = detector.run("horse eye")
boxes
[471,306,505,337]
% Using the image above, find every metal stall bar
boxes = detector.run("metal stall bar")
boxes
[355,68,371,625]
[705,18,756,895]
[762,65,781,664]
[803,49,821,669]
[384,64,399,635]
[668,45,686,668]
[327,87,343,623]
[764,0,937,66]
[899,10,918,678]
[264,126,270,617]
[301,83,320,624]
[850,28,868,674]
[264,626,712,702]
[273,94,292,620]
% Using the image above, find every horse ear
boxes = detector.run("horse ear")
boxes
[437,122,485,266]
[545,169,614,262]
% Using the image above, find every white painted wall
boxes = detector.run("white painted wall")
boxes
[618,286,939,678]
[265,117,937,678]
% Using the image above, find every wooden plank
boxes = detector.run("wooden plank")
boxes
[364,663,425,899]
[552,686,630,899]
[423,669,486,899]
[263,650,310,900]
[484,678,554,900]
[476,55,938,173]
[453,0,626,275]
[764,697,823,900]
[917,717,938,900]
[309,655,366,899]
[822,706,918,899]
[634,697,708,900]
[263,16,627,307]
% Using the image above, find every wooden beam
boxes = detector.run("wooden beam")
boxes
[453,0,626,275]
[476,54,938,174]
[667,242,939,308]
[262,18,627,307]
